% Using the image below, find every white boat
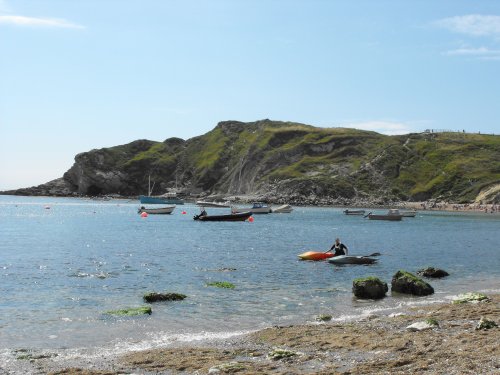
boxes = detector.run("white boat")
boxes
[196,200,231,208]
[401,210,417,217]
[232,202,272,214]
[367,209,403,221]
[138,206,176,215]
[272,204,293,213]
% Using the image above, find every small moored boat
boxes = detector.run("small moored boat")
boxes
[138,206,176,215]
[193,211,252,222]
[233,202,272,214]
[196,200,231,208]
[343,209,366,215]
[272,204,293,213]
[328,255,377,265]
[139,193,184,205]
[367,209,403,221]
[401,210,417,217]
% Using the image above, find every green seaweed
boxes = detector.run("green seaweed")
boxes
[206,281,236,289]
[210,362,247,372]
[268,348,297,360]
[105,306,152,316]
[393,270,430,289]
[425,318,439,327]
[452,292,490,304]
[315,314,332,322]
[353,276,383,283]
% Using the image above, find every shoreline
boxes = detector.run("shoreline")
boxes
[10,294,499,375]
[1,193,498,214]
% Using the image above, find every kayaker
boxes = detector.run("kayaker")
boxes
[329,238,348,256]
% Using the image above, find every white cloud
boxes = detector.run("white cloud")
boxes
[435,14,500,37]
[340,121,417,136]
[0,15,84,29]
[444,46,500,60]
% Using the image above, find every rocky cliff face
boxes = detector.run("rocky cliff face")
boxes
[3,120,500,204]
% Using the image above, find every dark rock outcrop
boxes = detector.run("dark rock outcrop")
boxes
[143,292,187,303]
[391,270,434,296]
[417,267,449,278]
[352,277,388,299]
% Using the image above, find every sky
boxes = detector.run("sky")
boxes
[1,0,499,190]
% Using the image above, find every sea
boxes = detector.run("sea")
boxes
[1,195,499,370]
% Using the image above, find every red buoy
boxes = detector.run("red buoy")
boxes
[248,216,254,222]
[140,212,148,218]
[182,211,187,214]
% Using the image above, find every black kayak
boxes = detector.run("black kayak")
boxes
[328,255,377,265]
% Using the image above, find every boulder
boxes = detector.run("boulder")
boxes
[417,267,449,278]
[143,292,187,303]
[391,270,434,296]
[352,277,388,299]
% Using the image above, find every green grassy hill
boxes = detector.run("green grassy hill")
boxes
[8,120,500,203]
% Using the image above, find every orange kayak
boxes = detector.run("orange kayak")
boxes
[298,251,334,261]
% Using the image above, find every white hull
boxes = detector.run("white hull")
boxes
[272,204,293,213]
[138,206,176,214]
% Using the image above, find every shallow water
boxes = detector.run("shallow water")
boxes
[0,196,499,355]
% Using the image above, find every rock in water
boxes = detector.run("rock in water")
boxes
[391,270,434,296]
[143,292,187,303]
[352,277,388,299]
[417,267,449,278]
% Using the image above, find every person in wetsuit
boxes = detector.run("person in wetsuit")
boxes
[329,238,348,256]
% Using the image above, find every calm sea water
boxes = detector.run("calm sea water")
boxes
[1,196,499,358]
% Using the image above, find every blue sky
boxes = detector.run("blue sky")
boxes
[1,0,499,190]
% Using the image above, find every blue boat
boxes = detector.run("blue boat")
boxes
[139,175,185,205]
[139,194,184,205]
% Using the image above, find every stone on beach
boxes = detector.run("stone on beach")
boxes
[416,267,450,278]
[352,276,388,299]
[391,270,434,296]
[475,317,497,330]
[406,320,439,331]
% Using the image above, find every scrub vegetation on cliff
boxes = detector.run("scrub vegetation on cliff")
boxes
[5,119,500,204]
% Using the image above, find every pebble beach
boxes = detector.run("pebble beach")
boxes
[11,294,499,374]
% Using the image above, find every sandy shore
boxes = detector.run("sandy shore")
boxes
[13,294,497,375]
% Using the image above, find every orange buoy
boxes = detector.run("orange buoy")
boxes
[248,216,254,222]
[140,212,148,218]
